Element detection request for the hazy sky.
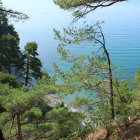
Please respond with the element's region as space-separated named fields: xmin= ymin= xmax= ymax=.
xmin=3 ymin=0 xmax=140 ymax=48
xmin=3 ymin=0 xmax=73 ymax=47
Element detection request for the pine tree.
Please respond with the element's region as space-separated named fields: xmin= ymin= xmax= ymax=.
xmin=0 ymin=12 xmax=22 ymax=75
xmin=54 ymin=22 xmax=115 ymax=119
xmin=0 ymin=78 xmax=84 ymax=140
xmin=22 ymin=42 xmax=42 ymax=86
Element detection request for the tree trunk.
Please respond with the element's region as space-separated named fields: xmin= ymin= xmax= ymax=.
xmin=8 ymin=64 xmax=11 ymax=74
xmin=108 ymin=59 xmax=115 ymax=120
xmin=17 ymin=114 xmax=23 ymax=140
xmin=0 ymin=129 xmax=5 ymax=140
xmin=0 ymin=63 xmax=2 ymax=72
xmin=102 ymin=44 xmax=115 ymax=120
xmin=100 ymin=28 xmax=115 ymax=120
xmin=25 ymin=58 xmax=29 ymax=86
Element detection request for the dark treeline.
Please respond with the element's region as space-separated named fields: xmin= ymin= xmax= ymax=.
xmin=0 ymin=12 xmax=42 ymax=86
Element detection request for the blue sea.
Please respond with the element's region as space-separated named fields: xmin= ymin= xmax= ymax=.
xmin=5 ymin=0 xmax=140 ymax=101
xmin=7 ymin=0 xmax=139 ymax=79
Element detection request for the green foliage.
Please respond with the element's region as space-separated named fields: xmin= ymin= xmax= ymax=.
xmin=134 ymin=70 xmax=140 ymax=88
xmin=113 ymin=80 xmax=132 ymax=120
xmin=37 ymin=70 xmax=56 ymax=85
xmin=0 ymin=72 xmax=19 ymax=114
xmin=54 ymin=23 xmax=115 ymax=120
xmin=0 ymin=78 xmax=84 ymax=139
xmin=0 ymin=12 xmax=22 ymax=74
xmin=128 ymin=71 xmax=140 ymax=117
xmin=54 ymin=0 xmax=126 ymax=21
xmin=0 ymin=72 xmax=19 ymax=88
xmin=54 ymin=0 xmax=124 ymax=9
xmin=22 ymin=42 xmax=42 ymax=86
xmin=54 ymin=25 xmax=108 ymax=90
xmin=1 ymin=1 xmax=139 ymax=139
xmin=70 ymin=96 xmax=94 ymax=109
xmin=0 ymin=84 xmax=51 ymax=139
xmin=47 ymin=107 xmax=84 ymax=139
xmin=54 ymin=22 xmax=140 ymax=129
xmin=130 ymin=92 xmax=140 ymax=117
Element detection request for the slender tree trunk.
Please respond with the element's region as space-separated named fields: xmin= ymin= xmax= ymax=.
xmin=17 ymin=114 xmax=23 ymax=140
xmin=98 ymin=26 xmax=115 ymax=119
xmin=8 ymin=64 xmax=11 ymax=74
xmin=0 ymin=63 xmax=2 ymax=72
xmin=102 ymin=39 xmax=115 ymax=120
xmin=105 ymin=50 xmax=115 ymax=119
xmin=0 ymin=129 xmax=5 ymax=140
xmin=25 ymin=58 xmax=29 ymax=86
